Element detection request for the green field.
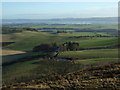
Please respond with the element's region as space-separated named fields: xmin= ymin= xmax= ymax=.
xmin=58 ymin=49 xmax=118 ymax=59
xmin=2 ymin=31 xmax=118 ymax=51
xmin=3 ymin=49 xmax=119 ymax=84
xmin=2 ymin=24 xmax=120 ymax=87
xmin=3 ymin=23 xmax=117 ymax=30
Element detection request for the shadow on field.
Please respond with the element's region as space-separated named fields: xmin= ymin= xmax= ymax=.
xmin=1 ymin=42 xmax=15 ymax=47
xmin=2 ymin=52 xmax=43 ymax=66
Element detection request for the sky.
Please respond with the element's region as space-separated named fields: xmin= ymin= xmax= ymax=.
xmin=2 ymin=2 xmax=118 ymax=19
xmin=1 ymin=0 xmax=119 ymax=2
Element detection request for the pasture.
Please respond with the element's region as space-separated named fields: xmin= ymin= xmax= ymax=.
xmin=2 ymin=24 xmax=119 ymax=87
xmin=2 ymin=31 xmax=118 ymax=51
xmin=2 ymin=49 xmax=119 ymax=84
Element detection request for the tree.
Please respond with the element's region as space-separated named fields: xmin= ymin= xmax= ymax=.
xmin=32 ymin=43 xmax=53 ymax=52
xmin=63 ymin=41 xmax=79 ymax=51
xmin=32 ymin=43 xmax=60 ymax=59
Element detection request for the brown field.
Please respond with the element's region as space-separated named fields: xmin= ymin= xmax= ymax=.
xmin=1 ymin=50 xmax=26 ymax=56
xmin=2 ymin=62 xmax=120 ymax=89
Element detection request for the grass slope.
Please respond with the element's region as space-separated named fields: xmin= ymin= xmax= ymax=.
xmin=3 ymin=49 xmax=119 ymax=85
xmin=2 ymin=31 xmax=118 ymax=51
xmin=58 ymin=49 xmax=118 ymax=59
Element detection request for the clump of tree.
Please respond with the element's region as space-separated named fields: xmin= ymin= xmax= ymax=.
xmin=2 ymin=29 xmax=23 ymax=34
xmin=32 ymin=43 xmax=60 ymax=58
xmin=33 ymin=41 xmax=80 ymax=53
xmin=32 ymin=42 xmax=79 ymax=59
xmin=60 ymin=41 xmax=80 ymax=51
xmin=56 ymin=30 xmax=67 ymax=33
xmin=23 ymin=27 xmax=38 ymax=32
xmin=33 ymin=43 xmax=58 ymax=52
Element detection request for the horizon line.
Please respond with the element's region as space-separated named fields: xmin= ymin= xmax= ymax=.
xmin=2 ymin=17 xmax=118 ymax=20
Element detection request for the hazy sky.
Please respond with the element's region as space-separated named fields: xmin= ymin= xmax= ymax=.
xmin=2 ymin=2 xmax=118 ymax=19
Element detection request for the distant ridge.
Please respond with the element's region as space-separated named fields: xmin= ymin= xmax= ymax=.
xmin=2 ymin=17 xmax=118 ymax=24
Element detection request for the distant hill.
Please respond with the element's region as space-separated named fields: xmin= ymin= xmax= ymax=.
xmin=2 ymin=17 xmax=118 ymax=24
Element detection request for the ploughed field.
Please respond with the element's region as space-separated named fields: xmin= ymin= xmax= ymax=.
xmin=2 ymin=62 xmax=120 ymax=89
xmin=1 ymin=24 xmax=120 ymax=89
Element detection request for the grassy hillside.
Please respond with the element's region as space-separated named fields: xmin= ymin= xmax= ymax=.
xmin=2 ymin=24 xmax=119 ymax=89
xmin=3 ymin=49 xmax=119 ymax=85
xmin=2 ymin=31 xmax=118 ymax=51
xmin=58 ymin=49 xmax=118 ymax=59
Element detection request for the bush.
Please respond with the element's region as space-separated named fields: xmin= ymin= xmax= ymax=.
xmin=33 ymin=43 xmax=53 ymax=52
xmin=62 ymin=41 xmax=79 ymax=51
